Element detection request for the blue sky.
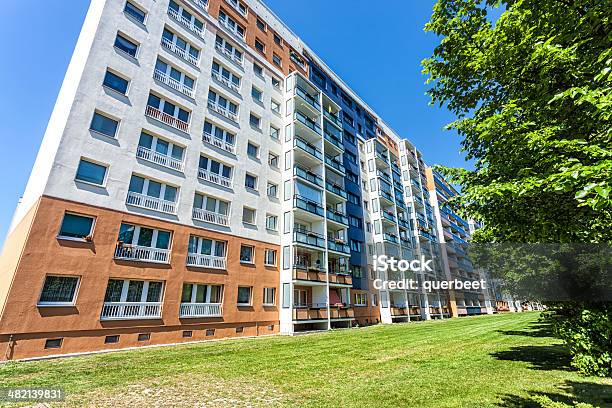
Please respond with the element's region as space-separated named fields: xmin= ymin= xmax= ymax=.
xmin=0 ymin=0 xmax=466 ymax=245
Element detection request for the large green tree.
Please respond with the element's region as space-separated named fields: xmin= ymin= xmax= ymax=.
xmin=423 ymin=0 xmax=611 ymax=376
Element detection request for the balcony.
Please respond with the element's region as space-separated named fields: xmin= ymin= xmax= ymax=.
xmin=293 ymin=195 xmax=324 ymax=217
xmin=377 ymin=169 xmax=391 ymax=182
xmin=114 ymin=243 xmax=170 ymax=263
xmin=379 ymin=188 xmax=394 ymax=204
xmin=161 ymin=37 xmax=199 ymax=66
xmin=153 ymin=69 xmax=194 ymax=98
xmin=391 ymin=307 xmax=409 ymax=317
xmin=326 ymin=208 xmax=349 ymax=226
xmin=202 ymin=131 xmax=236 ymax=155
xmin=294 ymin=85 xmax=321 ymax=112
xmin=218 ymin=17 xmax=245 ymax=42
xmin=293 ymin=230 xmax=326 ymax=248
xmin=324 ymin=110 xmax=342 ymax=128
xmin=329 ymin=305 xmax=354 ymax=319
xmin=294 ymin=137 xmax=323 ymax=161
xmin=207 ymin=99 xmax=238 ymax=122
xmin=186 ymin=253 xmax=227 ymax=269
xmin=293 ymin=303 xmax=329 ymax=321
xmin=398 ymin=218 xmax=410 ymax=229
xmin=168 ymin=7 xmax=205 ymax=39
xmin=294 ymin=111 xmax=322 ymax=135
xmin=180 ymin=303 xmax=222 ymax=318
xmin=101 ymin=302 xmax=162 ymax=320
xmin=325 ymin=181 xmax=347 ymax=199
xmin=214 ymin=41 xmax=244 ymax=66
xmin=328 ymin=271 xmax=352 ymax=286
xmin=136 ymin=145 xmax=184 ymax=172
xmin=327 ymin=239 xmax=350 ymax=254
xmin=126 ymin=191 xmax=177 ymax=214
xmin=145 ymin=105 xmax=189 ymax=133
xmin=383 ymin=233 xmax=399 ymax=244
xmin=323 ymin=131 xmax=344 ymax=153
xmin=198 ymin=167 xmax=233 ymax=188
xmin=382 ymin=211 xmax=397 ymax=223
xmin=192 ymin=207 xmax=229 ymax=226
xmin=294 ymin=166 xmax=323 ymax=188
xmin=188 ymin=0 xmax=208 ymax=13
xmin=211 ymin=69 xmax=240 ymax=93
xmin=324 ymin=155 xmax=345 ymax=175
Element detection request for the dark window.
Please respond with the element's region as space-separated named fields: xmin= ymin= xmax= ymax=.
xmin=58 ymin=213 xmax=94 ymax=239
xmin=138 ymin=333 xmax=151 ymax=341
xmin=44 ymin=338 xmax=63 ymax=349
xmin=105 ymin=335 xmax=120 ymax=344
xmin=268 ymin=324 xmax=274 ymax=331
xmin=206 ymin=329 xmax=215 ymax=336
xmin=90 ymin=112 xmax=118 ymax=137
xmin=124 ymin=1 xmax=146 ymax=23
xmin=236 ymin=326 xmax=244 ymax=333
xmin=39 ymin=276 xmax=79 ymax=304
xmin=273 ymin=33 xmax=281 ymax=46
xmin=75 ymin=159 xmax=107 ymax=185
xmin=255 ymin=38 xmax=265 ymax=53
xmin=114 ymin=33 xmax=138 ymax=57
xmin=256 ymin=18 xmax=266 ymax=31
xmin=183 ymin=330 xmax=193 ymax=338
xmin=103 ymin=70 xmax=129 ymax=94
xmin=272 ymin=53 xmax=281 ymax=67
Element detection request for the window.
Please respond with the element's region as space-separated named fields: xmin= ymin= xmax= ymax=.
xmin=350 ymin=240 xmax=363 ymax=252
xmin=349 ymin=215 xmax=362 ymax=229
xmin=114 ymin=33 xmax=138 ymax=57
xmin=355 ymin=293 xmax=367 ymax=306
xmin=237 ymin=286 xmax=252 ymax=305
xmin=271 ymin=100 xmax=280 ymax=114
xmin=372 ymin=294 xmax=379 ymax=307
xmin=38 ymin=276 xmax=80 ymax=306
xmin=267 ymin=182 xmax=278 ymax=198
xmin=58 ymin=213 xmax=95 ymax=240
xmin=272 ymin=53 xmax=282 ymax=67
xmin=242 ymin=206 xmax=256 ymax=224
xmin=215 ymin=34 xmax=243 ymax=64
xmin=90 ymin=112 xmax=119 ymax=138
xmin=271 ymin=77 xmax=281 ymax=89
xmin=168 ymin=1 xmax=204 ymax=35
xmin=268 ymin=152 xmax=279 ymax=168
xmin=124 ymin=1 xmax=146 ymax=23
xmin=256 ymin=18 xmax=266 ymax=31
xmin=251 ymin=86 xmax=263 ymax=102
xmin=351 ymin=265 xmax=363 ymax=278
xmin=270 ymin=125 xmax=280 ymax=140
xmin=138 ymin=333 xmax=151 ymax=341
xmin=263 ymin=287 xmax=276 ymax=305
xmin=266 ymin=214 xmax=277 ymax=231
xmin=211 ymin=60 xmax=240 ymax=91
xmin=218 ymin=10 xmax=245 ymax=38
xmin=203 ymin=121 xmax=236 ymax=149
xmin=255 ymin=38 xmax=265 ymax=53
xmin=182 ymin=283 xmax=223 ymax=304
xmin=147 ymin=93 xmax=191 ymax=124
xmin=239 ymin=245 xmax=254 ymax=263
xmin=45 ymin=338 xmax=63 ymax=349
xmin=183 ymin=330 xmax=193 ymax=338
xmin=75 ymin=159 xmax=107 ymax=186
xmin=273 ymin=33 xmax=281 ymax=46
xmin=193 ymin=193 xmax=230 ymax=223
xmin=128 ymin=175 xmax=178 ymax=206
xmin=253 ymin=63 xmax=263 ymax=77
xmin=245 ymin=174 xmax=257 ymax=190
xmin=249 ymin=113 xmax=261 ymax=129
xmin=198 ymin=155 xmax=233 ymax=186
xmin=188 ymin=236 xmax=227 ymax=261
xmin=346 ymin=151 xmax=357 ymax=164
xmin=139 ymin=132 xmax=185 ymax=167
xmin=343 ymin=112 xmax=354 ymax=127
xmin=227 ymin=0 xmax=247 ymax=15
xmin=206 ymin=329 xmax=215 ymax=336
xmin=103 ymin=70 xmax=129 ymax=94
xmin=156 ymin=58 xmax=195 ymax=95
xmin=247 ymin=142 xmax=259 ymax=158
xmin=105 ymin=335 xmax=120 ymax=344
xmin=348 ymin=193 xmax=360 ymax=205
xmin=104 ymin=279 xmax=163 ymax=306
xmin=162 ymin=28 xmax=200 ymax=64
xmin=264 ymin=249 xmax=277 ymax=266
xmin=117 ymin=224 xmax=172 ymax=252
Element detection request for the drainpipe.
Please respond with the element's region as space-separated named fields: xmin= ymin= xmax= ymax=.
xmin=4 ymin=335 xmax=14 ymax=361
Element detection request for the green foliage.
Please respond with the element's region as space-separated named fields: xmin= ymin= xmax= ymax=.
xmin=423 ymin=0 xmax=612 ymax=376
xmin=423 ymin=0 xmax=612 ymax=243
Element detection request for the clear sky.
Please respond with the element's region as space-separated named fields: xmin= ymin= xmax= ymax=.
xmin=0 ymin=0 xmax=467 ymax=246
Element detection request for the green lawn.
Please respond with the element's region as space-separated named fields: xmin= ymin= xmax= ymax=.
xmin=0 ymin=312 xmax=610 ymax=407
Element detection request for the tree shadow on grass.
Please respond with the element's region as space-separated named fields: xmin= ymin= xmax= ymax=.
xmin=497 ymin=322 xmax=554 ymax=338
xmin=491 ymin=344 xmax=572 ymax=371
xmin=497 ymin=381 xmax=612 ymax=407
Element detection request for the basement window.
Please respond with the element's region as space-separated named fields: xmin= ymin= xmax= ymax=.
xmin=44 ymin=338 xmax=63 ymax=349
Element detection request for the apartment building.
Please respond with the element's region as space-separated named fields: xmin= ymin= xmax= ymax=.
xmin=0 ymin=0 xmax=491 ymax=360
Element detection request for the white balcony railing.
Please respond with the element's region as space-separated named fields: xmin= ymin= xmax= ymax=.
xmin=207 ymin=99 xmax=238 ymax=122
xmin=153 ymin=69 xmax=194 ymax=98
xmin=197 ymin=167 xmax=232 ymax=188
xmin=161 ymin=37 xmax=200 ymax=66
xmin=126 ymin=191 xmax=177 ymax=214
xmin=180 ymin=303 xmax=222 ymax=318
xmin=214 ymin=42 xmax=243 ymax=66
xmin=186 ymin=253 xmax=227 ymax=269
xmin=192 ymin=208 xmax=229 ymax=226
xmin=211 ymin=70 xmax=240 ymax=93
xmin=202 ymin=131 xmax=236 ymax=154
xmin=101 ymin=302 xmax=162 ymax=320
xmin=219 ymin=18 xmax=244 ymax=41
xmin=114 ymin=243 xmax=171 ymax=263
xmin=136 ymin=145 xmax=184 ymax=172
xmin=145 ymin=105 xmax=189 ymax=133
xmin=167 ymin=7 xmax=205 ymax=39
xmin=188 ymin=0 xmax=208 ymax=13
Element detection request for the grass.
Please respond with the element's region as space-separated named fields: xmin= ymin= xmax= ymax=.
xmin=0 ymin=312 xmax=610 ymax=407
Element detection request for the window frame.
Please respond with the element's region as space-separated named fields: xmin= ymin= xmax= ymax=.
xmin=37 ymin=275 xmax=81 ymax=307
xmin=237 ymin=286 xmax=253 ymax=306
xmin=239 ymin=244 xmax=255 ymax=264
xmin=264 ymin=248 xmax=277 ymax=266
xmin=75 ymin=158 xmax=109 ymax=187
xmin=90 ymin=111 xmax=120 ymax=138
xmin=242 ymin=206 xmax=257 ymax=224
xmin=124 ymin=1 xmax=147 ymax=24
xmin=103 ymin=69 xmax=130 ymax=95
xmin=57 ymin=212 xmax=96 ymax=241
xmin=263 ymin=287 xmax=276 ymax=306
